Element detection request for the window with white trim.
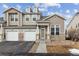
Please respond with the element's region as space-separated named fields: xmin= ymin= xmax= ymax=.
xmin=33 ymin=18 xmax=36 ymax=21
xmin=51 ymin=25 xmax=54 ymax=35
xmin=56 ymin=25 xmax=59 ymax=35
xmin=9 ymin=13 xmax=18 ymax=21
xmin=26 ymin=18 xmax=29 ymax=21
xmin=51 ymin=25 xmax=60 ymax=35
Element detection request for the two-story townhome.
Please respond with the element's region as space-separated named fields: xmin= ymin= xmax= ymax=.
xmin=0 ymin=7 xmax=65 ymax=43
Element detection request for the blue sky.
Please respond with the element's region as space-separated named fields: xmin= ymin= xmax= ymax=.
xmin=0 ymin=3 xmax=79 ymax=27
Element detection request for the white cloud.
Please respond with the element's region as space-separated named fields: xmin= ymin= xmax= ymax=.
xmin=47 ymin=11 xmax=63 ymax=16
xmin=34 ymin=3 xmax=40 ymax=7
xmin=39 ymin=7 xmax=47 ymax=12
xmin=66 ymin=9 xmax=70 ymax=13
xmin=34 ymin=3 xmax=61 ymax=8
xmin=47 ymin=12 xmax=54 ymax=15
xmin=16 ymin=4 xmax=21 ymax=10
xmin=34 ymin=3 xmax=47 ymax=12
xmin=34 ymin=3 xmax=61 ymax=14
xmin=74 ymin=3 xmax=79 ymax=5
xmin=74 ymin=9 xmax=78 ymax=13
xmin=60 ymin=10 xmax=63 ymax=12
xmin=46 ymin=3 xmax=61 ymax=8
xmin=2 ymin=4 xmax=8 ymax=9
xmin=65 ymin=14 xmax=72 ymax=19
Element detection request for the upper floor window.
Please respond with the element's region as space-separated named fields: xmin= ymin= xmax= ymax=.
xmin=15 ymin=18 xmax=18 ymax=21
xmin=11 ymin=18 xmax=14 ymax=21
xmin=33 ymin=18 xmax=36 ymax=21
xmin=26 ymin=18 xmax=29 ymax=21
xmin=9 ymin=13 xmax=18 ymax=21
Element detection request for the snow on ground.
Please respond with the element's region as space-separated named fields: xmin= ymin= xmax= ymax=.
xmin=69 ymin=48 xmax=79 ymax=55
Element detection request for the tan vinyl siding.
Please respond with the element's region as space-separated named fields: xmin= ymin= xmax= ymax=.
xmin=22 ymin=14 xmax=40 ymax=25
xmin=48 ymin=15 xmax=65 ymax=40
xmin=4 ymin=9 xmax=23 ymax=26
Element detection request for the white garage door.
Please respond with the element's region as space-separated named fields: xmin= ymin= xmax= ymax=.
xmin=6 ymin=32 xmax=18 ymax=41
xmin=24 ymin=32 xmax=36 ymax=41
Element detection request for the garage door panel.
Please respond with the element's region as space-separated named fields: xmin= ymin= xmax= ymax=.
xmin=6 ymin=32 xmax=18 ymax=41
xmin=24 ymin=32 xmax=36 ymax=41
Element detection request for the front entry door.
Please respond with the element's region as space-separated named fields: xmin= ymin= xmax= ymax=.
xmin=40 ymin=28 xmax=45 ymax=40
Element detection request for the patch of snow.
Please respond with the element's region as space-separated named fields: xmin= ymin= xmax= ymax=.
xmin=69 ymin=48 xmax=79 ymax=55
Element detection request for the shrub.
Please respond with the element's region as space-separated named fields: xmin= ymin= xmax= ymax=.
xmin=67 ymin=28 xmax=79 ymax=41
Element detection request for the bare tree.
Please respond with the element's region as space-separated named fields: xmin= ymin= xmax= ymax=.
xmin=68 ymin=28 xmax=76 ymax=41
xmin=73 ymin=29 xmax=79 ymax=41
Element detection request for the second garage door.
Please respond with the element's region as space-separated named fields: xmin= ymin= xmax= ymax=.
xmin=24 ymin=32 xmax=36 ymax=41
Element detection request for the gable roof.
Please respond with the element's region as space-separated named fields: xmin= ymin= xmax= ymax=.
xmin=43 ymin=14 xmax=65 ymax=21
xmin=3 ymin=8 xmax=23 ymax=13
xmin=67 ymin=12 xmax=79 ymax=28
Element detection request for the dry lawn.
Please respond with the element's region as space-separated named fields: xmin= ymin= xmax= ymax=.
xmin=46 ymin=40 xmax=79 ymax=54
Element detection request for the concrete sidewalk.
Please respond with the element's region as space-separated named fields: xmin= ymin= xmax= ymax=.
xmin=36 ymin=41 xmax=47 ymax=53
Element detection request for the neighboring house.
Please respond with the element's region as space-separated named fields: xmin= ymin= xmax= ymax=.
xmin=66 ymin=12 xmax=79 ymax=38
xmin=0 ymin=7 xmax=65 ymax=43
xmin=0 ymin=17 xmax=4 ymax=42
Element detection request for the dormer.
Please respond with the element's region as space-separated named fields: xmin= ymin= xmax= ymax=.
xmin=33 ymin=7 xmax=39 ymax=13
xmin=25 ymin=7 xmax=32 ymax=13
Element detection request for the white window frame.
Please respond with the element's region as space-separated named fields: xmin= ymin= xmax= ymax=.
xmin=25 ymin=15 xmax=29 ymax=21
xmin=51 ymin=25 xmax=60 ymax=35
xmin=15 ymin=14 xmax=18 ymax=21
xmin=32 ymin=15 xmax=37 ymax=21
xmin=26 ymin=18 xmax=29 ymax=21
xmin=55 ymin=25 xmax=60 ymax=35
xmin=33 ymin=17 xmax=36 ymax=21
xmin=10 ymin=13 xmax=17 ymax=22
xmin=51 ymin=25 xmax=55 ymax=35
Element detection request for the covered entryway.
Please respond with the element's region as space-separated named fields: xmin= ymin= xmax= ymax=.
xmin=24 ymin=32 xmax=36 ymax=41
xmin=6 ymin=32 xmax=18 ymax=41
xmin=36 ymin=21 xmax=50 ymax=43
